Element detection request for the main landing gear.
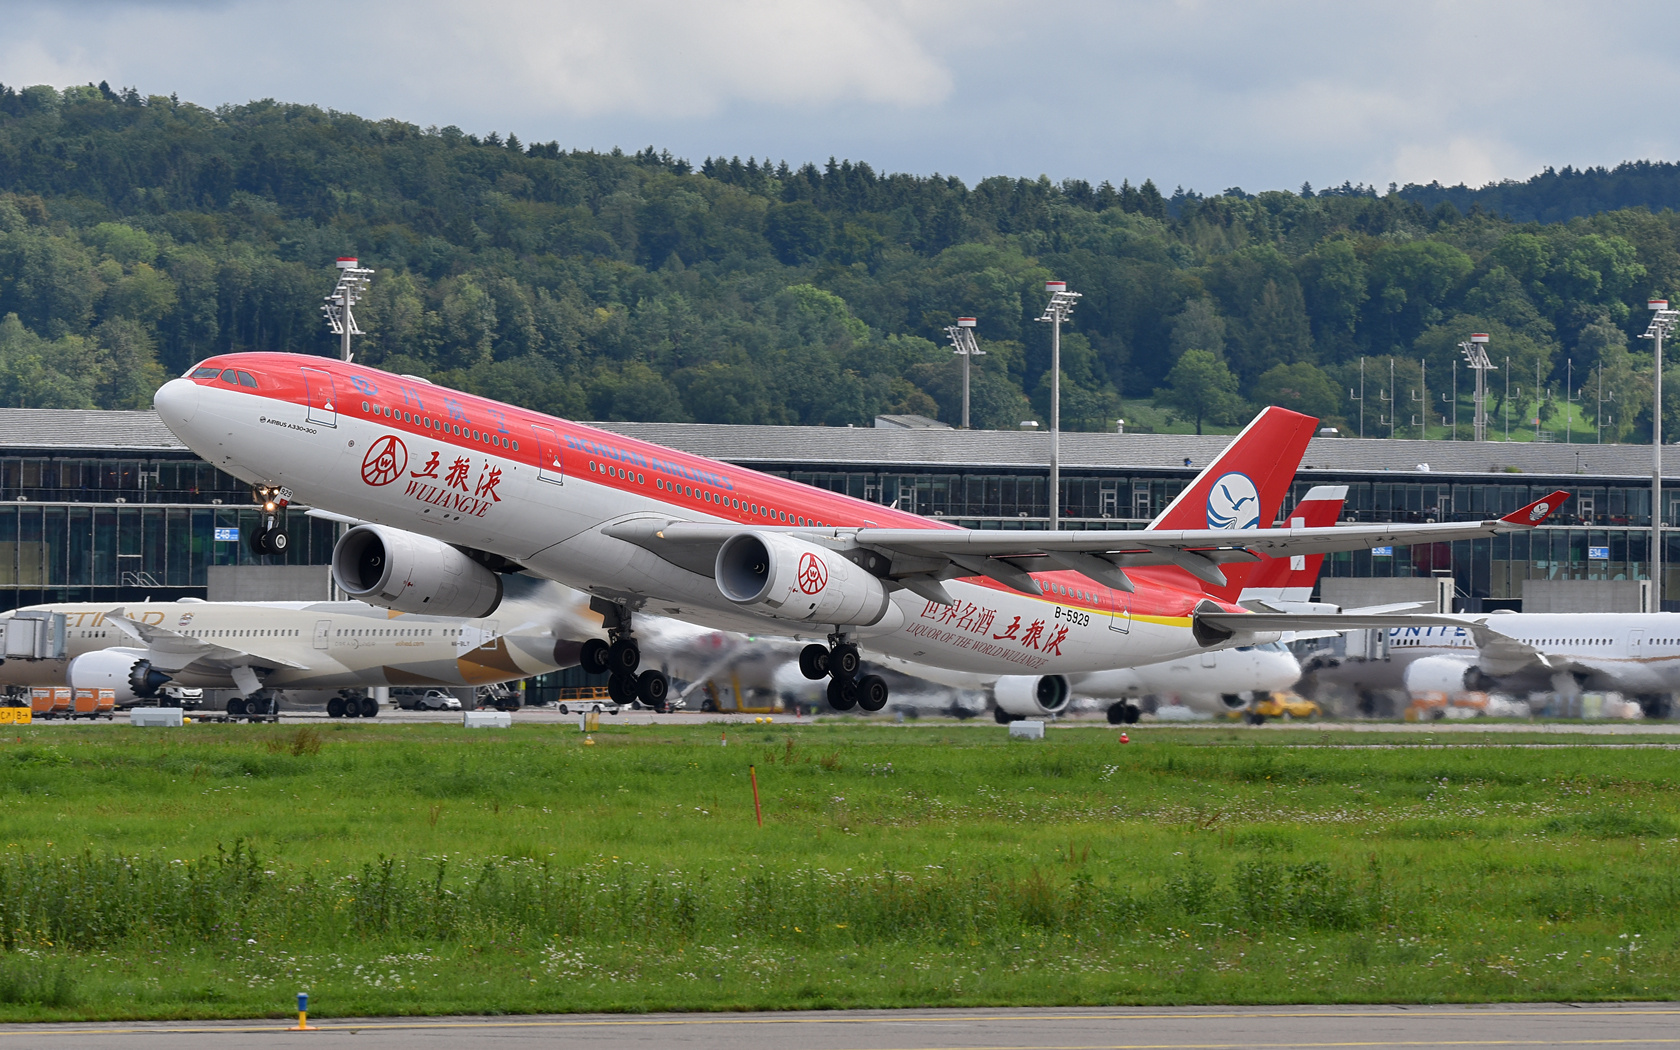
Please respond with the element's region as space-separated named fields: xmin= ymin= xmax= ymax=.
xmin=800 ymin=634 xmax=888 ymax=713
xmin=581 ymin=598 xmax=670 ymax=712
xmin=326 ymin=689 xmax=379 ymax=718
xmin=1106 ymin=702 xmax=1141 ymax=725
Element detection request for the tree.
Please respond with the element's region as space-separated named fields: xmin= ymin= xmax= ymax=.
xmin=1154 ymin=350 xmax=1246 ymax=434
xmin=1253 ymin=362 xmax=1341 ymax=419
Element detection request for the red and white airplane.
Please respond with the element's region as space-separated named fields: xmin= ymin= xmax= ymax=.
xmin=152 ymin=354 xmax=1567 ymax=712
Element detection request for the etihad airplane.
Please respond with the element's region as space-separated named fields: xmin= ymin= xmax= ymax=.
xmin=1298 ymin=612 xmax=1680 ymax=718
xmin=0 ymin=575 xmax=593 ymax=716
xmin=152 ymin=353 xmax=1567 ymax=713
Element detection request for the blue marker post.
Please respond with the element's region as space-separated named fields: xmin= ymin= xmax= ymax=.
xmin=293 ymin=991 xmax=315 ymax=1030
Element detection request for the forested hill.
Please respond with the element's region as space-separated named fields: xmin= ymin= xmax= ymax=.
xmin=1397 ymin=161 xmax=1680 ymax=226
xmin=3 ymin=81 xmax=1680 ymax=440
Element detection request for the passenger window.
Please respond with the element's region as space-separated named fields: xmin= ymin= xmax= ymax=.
xmin=236 ymin=371 xmax=258 ymax=388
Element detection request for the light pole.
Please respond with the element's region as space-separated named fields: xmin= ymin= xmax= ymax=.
xmin=1458 ymin=334 xmax=1495 ymax=442
xmin=321 ymin=256 xmax=374 ymax=361
xmin=1036 ymin=280 xmax=1080 ymax=530
xmin=944 ymin=316 xmax=984 ymax=429
xmin=1642 ymin=298 xmax=1677 ymax=605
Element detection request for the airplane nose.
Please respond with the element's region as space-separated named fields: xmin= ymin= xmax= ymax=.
xmin=153 ymin=378 xmax=200 ymax=428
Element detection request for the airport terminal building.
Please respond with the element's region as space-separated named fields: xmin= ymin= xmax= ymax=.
xmin=0 ymin=407 xmax=1674 ymax=614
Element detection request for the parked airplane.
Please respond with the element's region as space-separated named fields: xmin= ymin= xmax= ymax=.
xmin=0 ymin=574 xmax=592 ymax=717
xmin=1297 ymin=613 xmax=1680 ymax=718
xmin=151 ymin=354 xmax=1566 ymax=714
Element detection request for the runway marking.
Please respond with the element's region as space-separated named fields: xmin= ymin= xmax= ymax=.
xmin=5 ymin=1009 xmax=1680 ymax=1039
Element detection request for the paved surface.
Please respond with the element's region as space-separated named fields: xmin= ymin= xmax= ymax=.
xmin=1 ymin=1003 xmax=1676 ymax=1048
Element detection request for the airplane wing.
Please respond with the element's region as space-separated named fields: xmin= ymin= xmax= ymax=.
xmin=604 ymin=491 xmax=1568 ymax=600
xmin=101 ymin=611 xmax=310 ymax=672
xmin=1192 ymin=609 xmax=1561 ymax=676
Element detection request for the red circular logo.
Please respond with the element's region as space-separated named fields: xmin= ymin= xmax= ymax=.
xmin=797 ymin=552 xmax=828 ymax=594
xmin=361 ymin=435 xmax=407 ymax=487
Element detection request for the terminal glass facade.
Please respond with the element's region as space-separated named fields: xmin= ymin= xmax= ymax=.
xmin=0 ymin=451 xmax=333 ymax=610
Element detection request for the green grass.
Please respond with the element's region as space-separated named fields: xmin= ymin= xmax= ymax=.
xmin=1 ymin=720 xmax=1679 ymax=1019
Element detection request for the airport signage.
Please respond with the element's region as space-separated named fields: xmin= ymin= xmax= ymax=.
xmin=214 ymin=527 xmax=240 ymax=542
xmin=1371 ymin=546 xmax=1393 ymax=556
xmin=1588 ymin=546 xmax=1610 ymax=560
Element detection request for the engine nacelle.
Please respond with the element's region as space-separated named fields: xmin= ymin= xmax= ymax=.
xmin=715 ymin=532 xmax=890 ymax=626
xmin=993 ymin=674 xmax=1072 ymax=717
xmin=333 ymin=525 xmax=503 ymax=618
xmin=1403 ymin=654 xmax=1477 ymax=697
xmin=66 ymin=647 xmax=169 ymax=704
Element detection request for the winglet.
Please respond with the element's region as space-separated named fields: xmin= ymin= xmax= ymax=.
xmin=1499 ymin=490 xmax=1569 ymax=527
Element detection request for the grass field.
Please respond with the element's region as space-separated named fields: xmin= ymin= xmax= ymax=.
xmin=0 ymin=718 xmax=1678 ymax=1020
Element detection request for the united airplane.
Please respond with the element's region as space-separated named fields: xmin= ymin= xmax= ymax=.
xmin=151 ymin=354 xmax=1568 ymax=712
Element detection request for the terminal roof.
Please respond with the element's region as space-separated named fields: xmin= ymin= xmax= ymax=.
xmin=0 ymin=408 xmax=1668 ymax=481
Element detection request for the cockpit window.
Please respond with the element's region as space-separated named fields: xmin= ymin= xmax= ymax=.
xmin=236 ymin=371 xmax=258 ymax=388
xmin=191 ymin=366 xmax=221 ymax=379
xmin=219 ymin=368 xmax=238 ymax=383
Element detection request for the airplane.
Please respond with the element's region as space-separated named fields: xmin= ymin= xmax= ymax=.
xmin=0 ymin=574 xmax=594 ymax=717
xmin=151 ymin=352 xmax=1568 ymax=715
xmin=1294 ymin=612 xmax=1680 ymax=719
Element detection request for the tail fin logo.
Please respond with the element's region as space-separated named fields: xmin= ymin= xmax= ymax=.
xmin=1206 ymin=473 xmax=1260 ymax=529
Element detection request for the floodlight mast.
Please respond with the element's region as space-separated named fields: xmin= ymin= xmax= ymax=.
xmin=321 ymin=257 xmax=375 ymax=361
xmin=1642 ymin=298 xmax=1678 ymax=605
xmin=943 ymin=317 xmax=984 ymax=429
xmin=1036 ymin=281 xmax=1080 ymax=531
xmin=1458 ymin=334 xmax=1496 ymax=442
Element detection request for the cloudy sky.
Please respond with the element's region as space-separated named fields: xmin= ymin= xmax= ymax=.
xmin=3 ymin=1 xmax=1675 ymax=194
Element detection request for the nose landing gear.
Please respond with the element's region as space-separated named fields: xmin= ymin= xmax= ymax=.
xmin=807 ymin=635 xmax=887 ymax=713
xmin=585 ymin=597 xmax=671 ymax=712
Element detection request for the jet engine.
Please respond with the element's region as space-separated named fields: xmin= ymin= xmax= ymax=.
xmin=333 ymin=524 xmax=503 ymax=618
xmin=1402 ymin=654 xmax=1478 ymax=697
xmin=67 ymin=647 xmax=170 ymax=704
xmin=993 ymin=674 xmax=1072 ymax=717
xmin=715 ymin=532 xmax=890 ymax=626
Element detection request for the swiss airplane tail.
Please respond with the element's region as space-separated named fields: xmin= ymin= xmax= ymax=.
xmin=1233 ymin=485 xmax=1348 ymax=605
xmin=1147 ymin=406 xmax=1318 ymax=534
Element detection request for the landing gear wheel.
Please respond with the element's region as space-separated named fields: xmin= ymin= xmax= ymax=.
xmin=1122 ymin=703 xmax=1140 ymax=724
xmin=1106 ymin=703 xmax=1127 ymax=725
xmin=327 ymin=696 xmax=345 ymax=718
xmin=360 ymin=696 xmax=379 ymax=717
xmin=267 ymin=529 xmax=289 ymax=554
xmin=607 ymin=673 xmax=635 ymax=706
xmin=227 ymin=697 xmax=248 ymax=716
xmin=829 ymin=643 xmax=861 ymax=679
xmin=343 ymin=698 xmax=361 ymax=717
xmin=855 ymin=674 xmax=889 ymax=712
xmin=636 ymin=670 xmax=669 ymax=709
xmin=580 ymin=639 xmax=611 ymax=675
xmin=827 ymin=676 xmax=858 ymax=712
xmin=993 ymin=707 xmax=1017 ymax=724
xmin=607 ymin=639 xmax=641 ymax=675
xmin=248 ymin=530 xmax=271 ymax=556
xmin=1245 ymin=712 xmax=1266 ymax=725
xmin=798 ymin=643 xmax=830 ymax=680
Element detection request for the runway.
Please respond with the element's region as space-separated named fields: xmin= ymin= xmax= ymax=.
xmin=1 ymin=1003 xmax=1677 ymax=1049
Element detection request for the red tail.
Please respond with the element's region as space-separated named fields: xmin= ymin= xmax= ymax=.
xmin=1234 ymin=485 xmax=1347 ymax=603
xmin=1148 ymin=406 xmax=1317 ymax=534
